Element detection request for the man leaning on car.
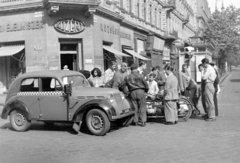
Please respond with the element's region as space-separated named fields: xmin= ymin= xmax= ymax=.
xmin=123 ymin=63 xmax=149 ymax=127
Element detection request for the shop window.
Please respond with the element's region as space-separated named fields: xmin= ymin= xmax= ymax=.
xmin=122 ymin=47 xmax=134 ymax=67
xmin=103 ymin=42 xmax=116 ymax=71
xmin=20 ymin=78 xmax=39 ymax=92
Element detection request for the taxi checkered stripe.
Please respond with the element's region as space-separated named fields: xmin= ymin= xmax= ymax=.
xmin=17 ymin=91 xmax=64 ymax=96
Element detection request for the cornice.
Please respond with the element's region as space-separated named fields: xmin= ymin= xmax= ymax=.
xmin=96 ymin=6 xmax=124 ymax=21
xmin=0 ymin=2 xmax=44 ymax=13
xmin=44 ymin=0 xmax=101 ymax=6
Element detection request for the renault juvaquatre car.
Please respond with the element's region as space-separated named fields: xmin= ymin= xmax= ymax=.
xmin=1 ymin=70 xmax=135 ymax=136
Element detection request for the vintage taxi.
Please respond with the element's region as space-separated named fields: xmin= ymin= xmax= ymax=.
xmin=1 ymin=70 xmax=134 ymax=136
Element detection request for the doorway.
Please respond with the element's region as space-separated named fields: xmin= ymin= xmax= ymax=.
xmin=59 ymin=39 xmax=83 ymax=71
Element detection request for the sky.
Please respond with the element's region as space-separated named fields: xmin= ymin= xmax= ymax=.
xmin=208 ymin=0 xmax=240 ymax=12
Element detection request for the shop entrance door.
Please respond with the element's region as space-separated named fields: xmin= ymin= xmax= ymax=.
xmin=60 ymin=43 xmax=77 ymax=70
xmin=59 ymin=40 xmax=83 ymax=71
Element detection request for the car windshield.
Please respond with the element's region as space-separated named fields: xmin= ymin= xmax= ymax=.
xmin=62 ymin=75 xmax=90 ymax=87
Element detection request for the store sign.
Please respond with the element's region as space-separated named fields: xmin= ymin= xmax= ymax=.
xmin=0 ymin=0 xmax=41 ymax=7
xmin=54 ymin=19 xmax=85 ymax=34
xmin=0 ymin=20 xmax=43 ymax=33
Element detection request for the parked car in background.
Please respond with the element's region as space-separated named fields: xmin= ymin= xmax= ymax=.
xmin=1 ymin=70 xmax=134 ymax=136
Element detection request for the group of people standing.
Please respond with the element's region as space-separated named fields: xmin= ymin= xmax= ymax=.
xmin=82 ymin=57 xmax=220 ymax=127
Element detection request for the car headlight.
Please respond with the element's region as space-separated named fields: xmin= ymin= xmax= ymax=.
xmin=109 ymin=94 xmax=114 ymax=103
xmin=120 ymin=92 xmax=125 ymax=100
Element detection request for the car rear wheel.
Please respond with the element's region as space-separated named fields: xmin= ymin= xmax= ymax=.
xmin=86 ymin=109 xmax=110 ymax=136
xmin=10 ymin=110 xmax=31 ymax=132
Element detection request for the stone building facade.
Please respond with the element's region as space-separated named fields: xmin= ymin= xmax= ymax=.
xmin=0 ymin=0 xmax=212 ymax=89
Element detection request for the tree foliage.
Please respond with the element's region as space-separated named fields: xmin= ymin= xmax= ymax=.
xmin=203 ymin=5 xmax=240 ymax=66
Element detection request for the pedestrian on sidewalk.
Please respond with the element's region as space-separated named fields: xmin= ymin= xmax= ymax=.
xmin=210 ymin=63 xmax=221 ymax=116
xmin=201 ymin=58 xmax=217 ymax=122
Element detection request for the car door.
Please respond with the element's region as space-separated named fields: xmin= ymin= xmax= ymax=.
xmin=39 ymin=77 xmax=68 ymax=121
xmin=18 ymin=78 xmax=41 ymax=119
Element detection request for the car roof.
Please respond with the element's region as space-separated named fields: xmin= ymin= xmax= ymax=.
xmin=18 ymin=70 xmax=83 ymax=79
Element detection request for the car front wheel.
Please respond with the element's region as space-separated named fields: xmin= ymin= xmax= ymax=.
xmin=10 ymin=110 xmax=31 ymax=131
xmin=86 ymin=109 xmax=110 ymax=136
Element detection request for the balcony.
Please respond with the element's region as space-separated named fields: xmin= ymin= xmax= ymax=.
xmin=163 ymin=0 xmax=176 ymax=10
xmin=183 ymin=14 xmax=189 ymax=25
xmin=44 ymin=0 xmax=101 ymax=16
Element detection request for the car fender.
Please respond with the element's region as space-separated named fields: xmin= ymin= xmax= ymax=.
xmin=72 ymin=99 xmax=116 ymax=122
xmin=1 ymin=97 xmax=31 ymax=120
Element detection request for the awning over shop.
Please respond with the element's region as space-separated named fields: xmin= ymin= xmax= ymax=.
xmin=103 ymin=46 xmax=130 ymax=57
xmin=123 ymin=49 xmax=150 ymax=60
xmin=0 ymin=45 xmax=25 ymax=57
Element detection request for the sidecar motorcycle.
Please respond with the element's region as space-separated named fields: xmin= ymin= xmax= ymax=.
xmin=146 ymin=95 xmax=193 ymax=121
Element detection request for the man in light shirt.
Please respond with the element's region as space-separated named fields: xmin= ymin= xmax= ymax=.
xmin=146 ymin=73 xmax=159 ymax=100
xmin=138 ymin=61 xmax=147 ymax=80
xmin=103 ymin=61 xmax=117 ymax=84
xmin=201 ymin=58 xmax=217 ymax=122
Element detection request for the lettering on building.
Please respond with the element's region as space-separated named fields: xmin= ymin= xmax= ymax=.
xmin=100 ymin=23 xmax=131 ymax=40
xmin=0 ymin=20 xmax=44 ymax=33
xmin=54 ymin=18 xmax=85 ymax=34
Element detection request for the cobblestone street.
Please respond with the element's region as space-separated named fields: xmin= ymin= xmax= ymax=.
xmin=0 ymin=69 xmax=240 ymax=163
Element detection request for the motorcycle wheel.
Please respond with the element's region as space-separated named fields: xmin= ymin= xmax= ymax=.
xmin=177 ymin=97 xmax=193 ymax=121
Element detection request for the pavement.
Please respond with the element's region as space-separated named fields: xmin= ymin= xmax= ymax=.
xmin=0 ymin=69 xmax=239 ymax=163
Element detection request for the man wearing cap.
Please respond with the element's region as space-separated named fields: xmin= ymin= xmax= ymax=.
xmin=123 ymin=63 xmax=149 ymax=127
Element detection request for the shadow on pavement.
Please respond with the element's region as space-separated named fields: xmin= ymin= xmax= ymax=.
xmin=230 ymin=79 xmax=240 ymax=82
xmin=0 ymin=121 xmax=126 ymax=136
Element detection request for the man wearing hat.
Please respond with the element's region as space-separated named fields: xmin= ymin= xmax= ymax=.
xmin=123 ymin=63 xmax=149 ymax=127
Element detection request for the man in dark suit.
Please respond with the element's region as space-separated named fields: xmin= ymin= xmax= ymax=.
xmin=123 ymin=63 xmax=149 ymax=127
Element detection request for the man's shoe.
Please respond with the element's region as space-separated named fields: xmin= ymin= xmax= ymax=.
xmin=140 ymin=122 xmax=146 ymax=127
xmin=205 ymin=118 xmax=216 ymax=122
xmin=165 ymin=122 xmax=175 ymax=125
xmin=132 ymin=122 xmax=138 ymax=126
xmin=202 ymin=114 xmax=207 ymax=118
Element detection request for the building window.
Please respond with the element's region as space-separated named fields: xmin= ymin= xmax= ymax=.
xmin=136 ymin=0 xmax=140 ymax=17
xmin=149 ymin=4 xmax=152 ymax=24
xmin=155 ymin=8 xmax=157 ymax=26
xmin=120 ymin=0 xmax=123 ymax=7
xmin=126 ymin=0 xmax=132 ymax=13
xmin=158 ymin=10 xmax=161 ymax=28
xmin=142 ymin=2 xmax=146 ymax=21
